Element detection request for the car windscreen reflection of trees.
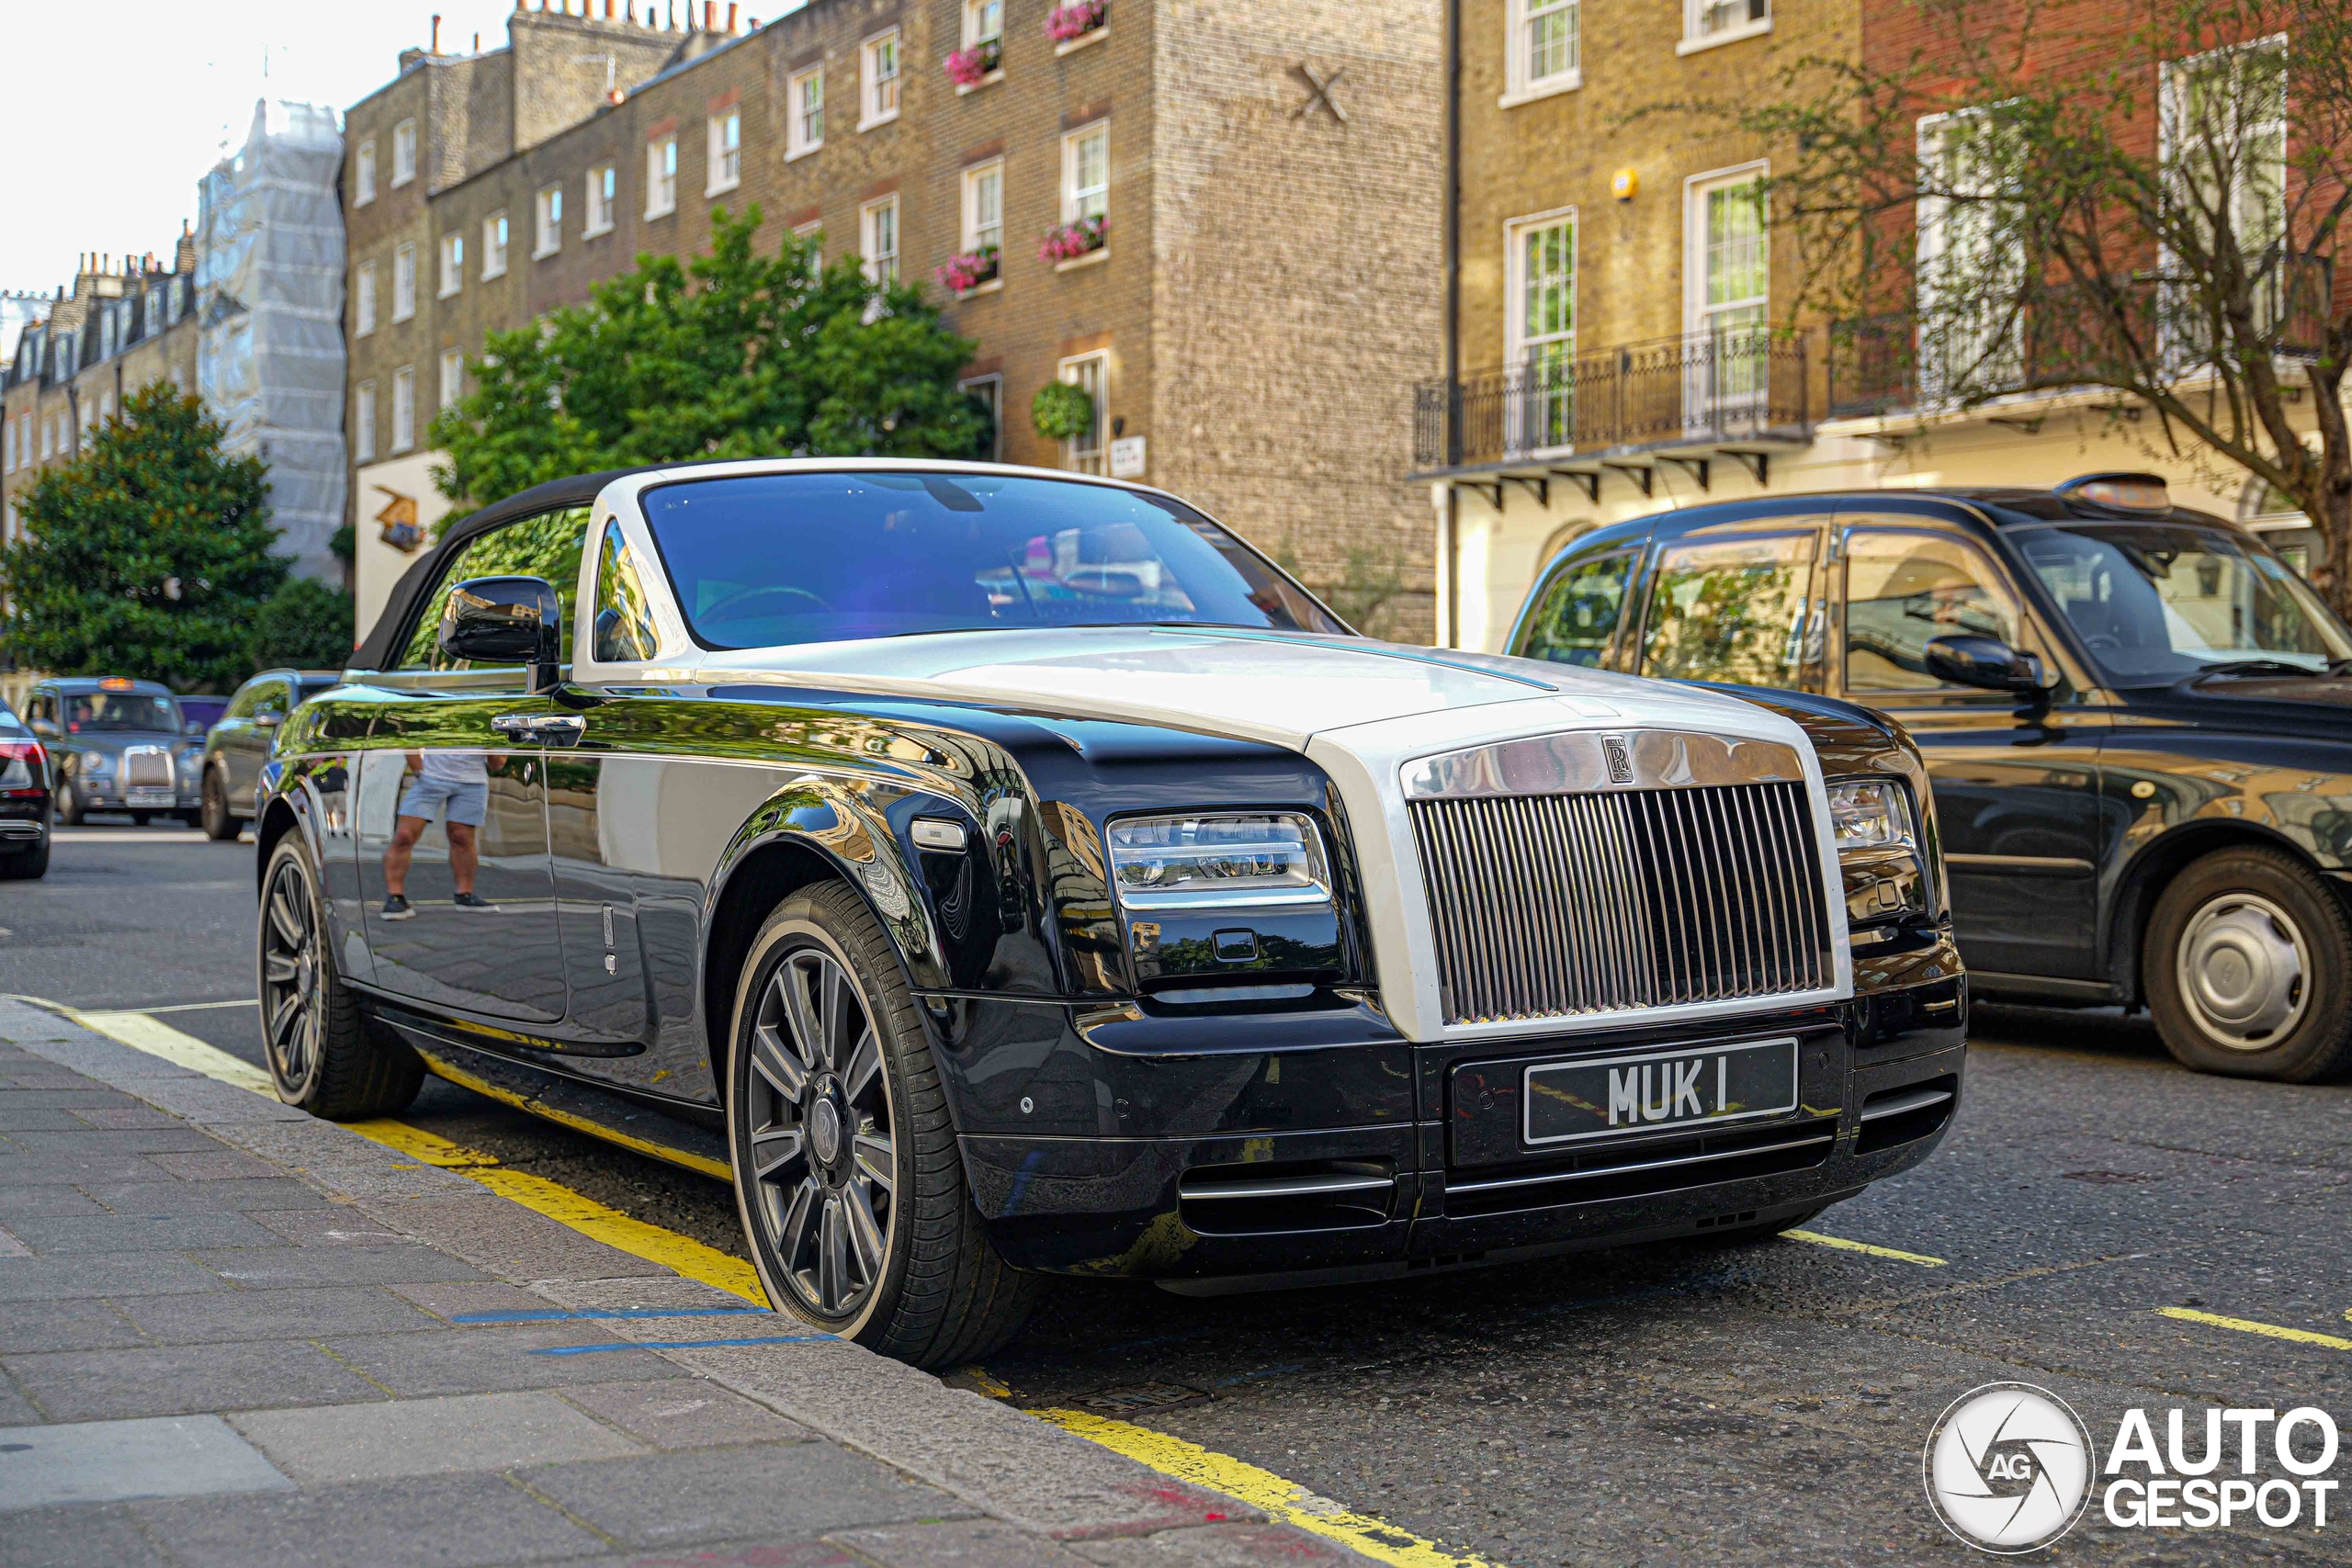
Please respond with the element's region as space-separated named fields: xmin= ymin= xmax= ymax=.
xmin=1640 ymin=536 xmax=1814 ymax=684
xmin=2016 ymin=524 xmax=2352 ymax=684
xmin=68 ymin=695 xmax=180 ymax=731
xmin=395 ymin=507 xmax=592 ymax=671
xmin=639 ymin=473 xmax=1348 ymax=649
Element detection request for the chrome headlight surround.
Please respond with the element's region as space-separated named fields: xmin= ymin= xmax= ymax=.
xmin=1105 ymin=811 xmax=1334 ymax=911
xmin=1827 ymin=777 xmax=1929 ymax=929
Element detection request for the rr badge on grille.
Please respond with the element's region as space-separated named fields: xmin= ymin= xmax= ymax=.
xmin=1601 ymin=734 xmax=1634 ymax=785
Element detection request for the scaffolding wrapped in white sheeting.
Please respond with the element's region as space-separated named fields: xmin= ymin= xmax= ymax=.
xmin=197 ymin=99 xmax=347 ymax=583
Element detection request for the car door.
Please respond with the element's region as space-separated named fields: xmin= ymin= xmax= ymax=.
xmin=353 ymin=507 xmax=590 ymax=1025
xmin=1633 ymin=515 xmax=1830 ymax=693
xmin=1834 ymin=512 xmax=2106 ymax=980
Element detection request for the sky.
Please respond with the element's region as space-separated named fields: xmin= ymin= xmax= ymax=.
xmin=0 ymin=0 xmax=546 ymax=293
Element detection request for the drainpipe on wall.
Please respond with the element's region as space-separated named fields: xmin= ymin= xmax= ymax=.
xmin=1440 ymin=0 xmax=1461 ymax=650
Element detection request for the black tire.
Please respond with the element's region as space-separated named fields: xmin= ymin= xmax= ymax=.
xmin=0 ymin=838 xmax=48 ymax=880
xmin=2146 ymin=845 xmax=2352 ymax=1083
xmin=200 ymin=772 xmax=239 ymax=840
xmin=726 ymin=880 xmax=1038 ymax=1368
xmin=258 ymin=834 xmax=424 ymax=1118
xmin=53 ymin=780 xmax=84 ymax=827
xmin=178 ymin=809 xmax=205 ymax=829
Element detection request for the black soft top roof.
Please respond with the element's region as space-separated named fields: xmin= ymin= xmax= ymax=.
xmin=350 ymin=467 xmax=644 ymax=673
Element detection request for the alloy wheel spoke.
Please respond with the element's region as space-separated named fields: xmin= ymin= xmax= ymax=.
xmin=776 ymin=958 xmax=825 ymax=1070
xmin=853 ymin=1132 xmax=895 ymax=1193
xmin=750 ymin=1022 xmax=808 ymax=1102
xmin=264 ymin=953 xmax=299 ymax=985
xmin=843 ymin=1180 xmax=886 ymax=1279
xmin=268 ymin=989 xmax=304 ymax=1049
xmin=750 ymin=1124 xmax=804 ymax=1181
xmin=820 ymin=961 xmax=856 ymax=1071
xmin=268 ymin=885 xmax=305 ymax=948
xmin=841 ymin=1027 xmax=880 ymax=1104
xmin=819 ymin=1197 xmax=848 ymax=1313
xmin=778 ymin=1175 xmax=820 ymax=1266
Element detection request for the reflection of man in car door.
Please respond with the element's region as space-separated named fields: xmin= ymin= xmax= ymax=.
xmin=379 ymin=750 xmax=505 ymax=919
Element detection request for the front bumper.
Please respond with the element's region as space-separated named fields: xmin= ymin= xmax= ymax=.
xmin=952 ymin=953 xmax=1966 ymax=1283
xmin=78 ymin=785 xmax=195 ymax=811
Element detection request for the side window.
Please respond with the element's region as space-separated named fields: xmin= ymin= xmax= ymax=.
xmin=224 ymin=684 xmax=259 ymax=721
xmin=593 ymin=521 xmax=662 ymax=663
xmin=1842 ymin=529 xmax=2020 ymax=693
xmin=1517 ymin=547 xmax=1635 ymax=667
xmin=254 ymin=680 xmax=291 ymax=718
xmin=390 ymin=506 xmax=593 ymax=673
xmin=1640 ymin=530 xmax=1818 ymax=685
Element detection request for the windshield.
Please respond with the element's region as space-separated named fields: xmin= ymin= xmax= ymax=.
xmin=2012 ymin=523 xmax=2352 ymax=684
xmin=639 ymin=472 xmax=1348 ymax=649
xmin=65 ymin=694 xmax=181 ymax=732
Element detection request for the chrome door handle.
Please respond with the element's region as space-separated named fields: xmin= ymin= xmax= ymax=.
xmin=491 ymin=714 xmax=587 ymax=745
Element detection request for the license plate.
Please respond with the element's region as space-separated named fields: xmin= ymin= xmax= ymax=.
xmin=124 ymin=789 xmax=176 ymax=807
xmin=1523 ymin=1037 xmax=1799 ymax=1146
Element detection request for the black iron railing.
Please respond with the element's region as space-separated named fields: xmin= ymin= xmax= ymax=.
xmin=1413 ymin=327 xmax=1813 ymax=472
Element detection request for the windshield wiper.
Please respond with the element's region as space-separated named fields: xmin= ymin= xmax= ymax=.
xmin=2187 ymin=659 xmax=2326 ymax=683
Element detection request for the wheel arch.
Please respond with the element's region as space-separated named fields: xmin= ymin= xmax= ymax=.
xmin=2107 ymin=818 xmax=2326 ymax=1009
xmin=254 ymin=796 xmax=303 ymax=897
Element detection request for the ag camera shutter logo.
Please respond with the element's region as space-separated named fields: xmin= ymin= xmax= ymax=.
xmin=1923 ymin=1382 xmax=2094 ymax=1553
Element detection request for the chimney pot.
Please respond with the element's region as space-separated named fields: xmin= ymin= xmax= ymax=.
xmin=703 ymin=1 xmax=713 ymax=31
xmin=726 ymin=2 xmax=737 ymax=30
xmin=430 ymin=12 xmax=441 ymax=51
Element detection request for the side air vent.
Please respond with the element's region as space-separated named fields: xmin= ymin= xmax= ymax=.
xmin=1177 ymin=1159 xmax=1396 ymax=1235
xmin=1856 ymin=1077 xmax=1958 ymax=1155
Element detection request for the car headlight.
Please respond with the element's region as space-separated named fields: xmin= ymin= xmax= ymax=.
xmin=1827 ymin=779 xmax=1928 ymax=928
xmin=84 ymin=753 xmax=113 ymax=775
xmin=1106 ymin=812 xmax=1332 ymax=909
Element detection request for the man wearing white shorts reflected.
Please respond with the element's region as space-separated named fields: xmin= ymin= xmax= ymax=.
xmin=379 ymin=750 xmax=502 ymax=919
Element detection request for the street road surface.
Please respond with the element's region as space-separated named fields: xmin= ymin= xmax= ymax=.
xmin=9 ymin=821 xmax=2352 ymax=1564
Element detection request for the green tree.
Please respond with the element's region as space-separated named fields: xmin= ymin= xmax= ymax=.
xmin=427 ymin=206 xmax=988 ymax=511
xmin=1 ymin=384 xmax=286 ymax=691
xmin=249 ymin=578 xmax=356 ymax=671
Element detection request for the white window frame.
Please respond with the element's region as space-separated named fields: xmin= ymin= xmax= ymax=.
xmin=390 ymin=365 xmax=415 ymax=453
xmin=1679 ymin=0 xmax=1770 ymax=55
xmin=794 ymin=219 xmax=824 ymax=269
xmin=438 ymin=349 xmax=464 ymax=412
xmin=1062 ymin=120 xmax=1109 ymax=225
xmin=354 ymin=380 xmax=377 ymax=463
xmin=960 ymin=372 xmax=1003 ymax=461
xmin=585 ymin=164 xmax=616 ymax=235
xmin=482 ymin=211 xmax=509 ymax=278
xmin=963 ymin=0 xmax=1003 ymax=47
xmin=1057 ymin=353 xmax=1110 ymax=474
xmin=1916 ymin=107 xmax=2026 ymax=400
xmin=2160 ymin=36 xmax=2290 ymax=355
xmin=1683 ymin=162 xmax=1772 ymax=426
xmin=1502 ymin=206 xmax=1577 ymax=454
xmin=391 ymin=118 xmax=418 ymax=186
xmin=1503 ymin=0 xmax=1581 ymax=106
xmin=391 ymin=243 xmax=417 ymax=322
xmin=356 ymin=261 xmax=379 ymax=336
xmin=647 ymin=135 xmax=679 ymax=217
xmin=861 ymin=28 xmax=902 ymax=130
xmin=861 ymin=195 xmax=900 ymax=287
xmin=707 ymin=108 xmax=742 ymax=195
xmin=355 ymin=140 xmax=378 ymax=205
xmin=788 ymin=66 xmax=825 ymax=160
xmin=438 ymin=232 xmax=465 ymax=299
xmin=962 ymin=159 xmax=1004 ymax=257
xmin=535 ymin=185 xmax=563 ymax=258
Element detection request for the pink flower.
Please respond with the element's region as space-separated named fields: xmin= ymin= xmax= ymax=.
xmin=943 ymin=39 xmax=1001 ymax=87
xmin=934 ymin=247 xmax=1001 ymax=294
xmin=1037 ymin=217 xmax=1109 ymax=264
xmin=1045 ymin=1 xmax=1105 ymax=44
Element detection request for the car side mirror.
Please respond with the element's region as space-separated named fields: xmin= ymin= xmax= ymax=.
xmin=187 ymin=719 xmax=209 ymax=737
xmin=440 ymin=575 xmax=562 ymax=694
xmin=28 ymin=718 xmax=55 ymax=738
xmin=1924 ymin=634 xmax=2060 ymax=697
xmin=254 ymin=712 xmax=282 ymax=728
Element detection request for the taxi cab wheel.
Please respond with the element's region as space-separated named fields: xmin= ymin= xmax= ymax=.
xmin=257 ymin=835 xmax=424 ymax=1119
xmin=54 ymin=781 xmax=84 ymax=827
xmin=200 ymin=771 xmax=239 ymax=840
xmin=2147 ymin=846 xmax=2352 ymax=1083
xmin=727 ymin=880 xmax=1039 ymax=1369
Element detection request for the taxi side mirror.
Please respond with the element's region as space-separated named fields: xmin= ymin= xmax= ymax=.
xmin=1924 ymin=634 xmax=2060 ymax=697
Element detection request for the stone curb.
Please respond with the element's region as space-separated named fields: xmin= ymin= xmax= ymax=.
xmin=0 ymin=999 xmax=1374 ymax=1565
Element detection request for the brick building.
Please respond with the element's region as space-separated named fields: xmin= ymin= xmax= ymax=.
xmin=1414 ymin=0 xmax=2346 ymax=651
xmin=346 ymin=0 xmax=1444 ymax=639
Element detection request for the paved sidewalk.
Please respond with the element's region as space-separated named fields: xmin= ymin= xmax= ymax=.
xmin=0 ymin=1000 xmax=1373 ymax=1567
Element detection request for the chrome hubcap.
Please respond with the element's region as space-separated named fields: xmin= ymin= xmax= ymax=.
xmin=744 ymin=948 xmax=894 ymax=1318
xmin=2177 ymin=892 xmax=2308 ymax=1050
xmin=259 ymin=860 xmax=322 ymax=1089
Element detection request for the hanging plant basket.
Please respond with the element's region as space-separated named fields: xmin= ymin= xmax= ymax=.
xmin=1031 ymin=381 xmax=1095 ymax=442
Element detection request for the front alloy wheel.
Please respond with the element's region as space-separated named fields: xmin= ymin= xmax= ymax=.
xmin=255 ymin=836 xmax=423 ymax=1118
xmin=259 ymin=852 xmax=327 ymax=1093
xmin=728 ymin=882 xmax=1038 ymax=1366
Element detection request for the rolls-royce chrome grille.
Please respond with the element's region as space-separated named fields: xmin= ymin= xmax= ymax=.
xmin=1404 ymin=731 xmax=1834 ymax=1026
xmin=120 ymin=746 xmax=175 ymax=789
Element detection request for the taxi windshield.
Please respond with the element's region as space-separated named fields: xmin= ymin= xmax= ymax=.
xmin=66 ymin=694 xmax=181 ymax=732
xmin=2012 ymin=522 xmax=2352 ymax=685
xmin=639 ymin=472 xmax=1349 ymax=649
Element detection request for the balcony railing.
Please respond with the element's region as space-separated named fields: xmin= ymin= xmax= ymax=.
xmin=1413 ymin=326 xmax=1814 ymax=473
xmin=1827 ymin=254 xmax=2335 ymax=421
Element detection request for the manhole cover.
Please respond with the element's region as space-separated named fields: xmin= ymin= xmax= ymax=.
xmin=2063 ymin=1170 xmax=2158 ymax=1184
xmin=1065 ymin=1382 xmax=1211 ymax=1416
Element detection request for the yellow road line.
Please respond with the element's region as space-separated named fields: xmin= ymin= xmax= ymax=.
xmin=64 ymin=1008 xmax=277 ymax=1095
xmin=1783 ymin=1229 xmax=1947 ymax=1267
xmin=1035 ymin=1409 xmax=1505 ymax=1568
xmin=2160 ymin=1306 xmax=2352 ymax=1351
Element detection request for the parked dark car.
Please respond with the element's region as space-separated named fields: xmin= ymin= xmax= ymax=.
xmin=254 ymin=459 xmax=1963 ymax=1367
xmin=0 ymin=699 xmax=51 ymax=878
xmin=18 ymin=678 xmax=203 ymax=826
xmin=1509 ymin=471 xmax=2352 ymax=1083
xmin=178 ymin=695 xmax=233 ymax=736
xmin=199 ymin=670 xmax=342 ymax=840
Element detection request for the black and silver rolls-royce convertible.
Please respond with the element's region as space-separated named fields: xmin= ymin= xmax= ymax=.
xmin=253 ymin=460 xmax=1965 ymax=1365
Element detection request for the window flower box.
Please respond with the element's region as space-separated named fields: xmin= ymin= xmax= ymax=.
xmin=936 ymin=246 xmax=1001 ymax=295
xmin=944 ymin=39 xmax=1001 ymax=88
xmin=1038 ymin=216 xmax=1107 ymax=265
xmin=1045 ymin=1 xmax=1105 ymax=46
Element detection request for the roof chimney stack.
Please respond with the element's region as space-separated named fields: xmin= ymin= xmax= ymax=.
xmin=430 ymin=13 xmax=441 ymax=51
xmin=726 ymin=3 xmax=737 ymax=31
